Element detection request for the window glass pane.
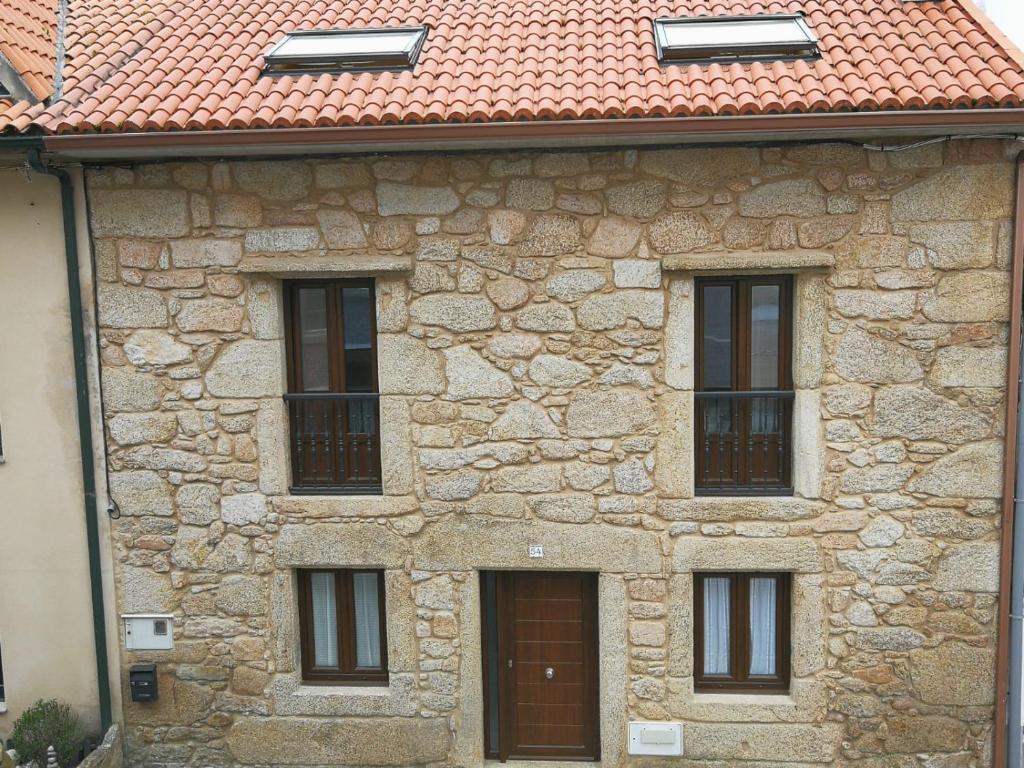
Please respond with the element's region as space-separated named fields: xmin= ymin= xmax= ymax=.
xmin=702 ymin=285 xmax=732 ymax=390
xmin=750 ymin=284 xmax=780 ymax=390
xmin=342 ymin=286 xmax=374 ymax=393
xmin=703 ymin=577 xmax=731 ymax=675
xmin=298 ymin=287 xmax=330 ymax=392
xmin=310 ymin=572 xmax=338 ymax=667
xmin=749 ymin=577 xmax=777 ymax=676
xmin=352 ymin=572 xmax=382 ymax=668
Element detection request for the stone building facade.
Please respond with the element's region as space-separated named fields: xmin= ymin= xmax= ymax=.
xmin=89 ymin=140 xmax=1014 ymax=766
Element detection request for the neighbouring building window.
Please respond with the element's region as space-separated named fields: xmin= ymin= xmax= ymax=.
xmin=284 ymin=280 xmax=382 ymax=494
xmin=695 ymin=275 xmax=793 ymax=494
xmin=694 ymin=572 xmax=791 ymax=692
xmin=0 ymin=639 xmax=6 ymax=706
xmin=297 ymin=569 xmax=388 ymax=684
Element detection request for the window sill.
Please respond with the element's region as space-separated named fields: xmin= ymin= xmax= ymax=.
xmin=288 ymin=485 xmax=383 ymax=496
xmin=0 ymin=701 xmax=6 ymax=714
xmin=292 ymin=682 xmax=391 ymax=697
xmin=695 ymin=487 xmax=794 ymax=497
xmin=270 ymin=671 xmax=418 ymax=717
xmin=691 ymin=691 xmax=796 ymax=707
xmin=485 ymin=761 xmax=600 ymax=768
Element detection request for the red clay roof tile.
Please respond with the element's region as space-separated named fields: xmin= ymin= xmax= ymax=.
xmin=1 ymin=0 xmax=1023 ymax=135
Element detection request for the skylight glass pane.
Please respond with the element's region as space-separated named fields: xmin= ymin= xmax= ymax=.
xmin=661 ymin=19 xmax=809 ymax=48
xmin=274 ymin=30 xmax=421 ymax=59
xmin=264 ymin=26 xmax=428 ymax=73
xmin=655 ymin=15 xmax=818 ymax=63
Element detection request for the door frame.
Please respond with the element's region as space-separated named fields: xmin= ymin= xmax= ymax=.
xmin=481 ymin=571 xmax=602 ymax=763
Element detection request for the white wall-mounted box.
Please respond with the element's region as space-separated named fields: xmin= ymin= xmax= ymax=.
xmin=628 ymin=721 xmax=683 ymax=756
xmin=122 ymin=614 xmax=174 ymax=651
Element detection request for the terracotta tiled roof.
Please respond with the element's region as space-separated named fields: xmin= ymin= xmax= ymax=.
xmin=11 ymin=0 xmax=1024 ymax=135
xmin=0 ymin=0 xmax=58 ymax=100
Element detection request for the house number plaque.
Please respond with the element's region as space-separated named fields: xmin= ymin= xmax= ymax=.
xmin=528 ymin=545 xmax=544 ymax=558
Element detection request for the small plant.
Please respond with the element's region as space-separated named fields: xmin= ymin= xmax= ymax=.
xmin=9 ymin=700 xmax=84 ymax=768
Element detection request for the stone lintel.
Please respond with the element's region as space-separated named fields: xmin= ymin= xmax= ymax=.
xmin=673 ymin=536 xmax=823 ymax=573
xmin=663 ymin=249 xmax=834 ymax=272
xmin=238 ymin=254 xmax=413 ymax=275
xmin=659 ymin=496 xmax=825 ymax=522
xmin=414 ymin=517 xmax=662 ymax=573
xmin=271 ymin=494 xmax=419 ymax=519
xmin=275 ymin=522 xmax=409 ymax=567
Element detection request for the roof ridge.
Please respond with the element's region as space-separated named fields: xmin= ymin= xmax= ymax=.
xmin=45 ymin=5 xmax=168 ymax=123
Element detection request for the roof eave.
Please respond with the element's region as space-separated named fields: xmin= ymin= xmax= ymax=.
xmin=33 ymin=108 xmax=1024 ymax=161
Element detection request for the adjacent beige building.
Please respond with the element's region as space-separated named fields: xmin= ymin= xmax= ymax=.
xmin=86 ymin=142 xmax=1012 ymax=766
xmin=0 ymin=165 xmax=119 ymax=738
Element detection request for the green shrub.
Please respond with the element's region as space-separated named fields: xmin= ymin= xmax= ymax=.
xmin=9 ymin=699 xmax=84 ymax=767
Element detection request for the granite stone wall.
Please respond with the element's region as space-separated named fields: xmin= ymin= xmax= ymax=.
xmin=88 ymin=139 xmax=1016 ymax=767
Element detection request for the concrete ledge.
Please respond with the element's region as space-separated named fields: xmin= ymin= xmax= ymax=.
xmin=238 ymin=254 xmax=413 ymax=275
xmin=226 ymin=716 xmax=449 ymax=765
xmin=663 ymin=249 xmax=834 ymax=272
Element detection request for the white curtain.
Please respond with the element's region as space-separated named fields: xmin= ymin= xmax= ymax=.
xmin=353 ymin=572 xmax=382 ymax=668
xmin=703 ymin=577 xmax=731 ymax=675
xmin=311 ymin=572 xmax=338 ymax=667
xmin=749 ymin=577 xmax=777 ymax=676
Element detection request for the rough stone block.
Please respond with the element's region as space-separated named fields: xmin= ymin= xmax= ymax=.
xmin=98 ymin=285 xmax=168 ymax=328
xmin=226 ymin=716 xmax=449 ymax=765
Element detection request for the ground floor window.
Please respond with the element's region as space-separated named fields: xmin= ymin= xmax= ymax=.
xmin=297 ymin=569 xmax=387 ymax=684
xmin=694 ymin=572 xmax=791 ymax=692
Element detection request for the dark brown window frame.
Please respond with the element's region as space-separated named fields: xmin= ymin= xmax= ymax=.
xmin=297 ymin=568 xmax=389 ymax=685
xmin=695 ymin=275 xmax=794 ymax=495
xmin=284 ymin=279 xmax=382 ymax=494
xmin=693 ymin=572 xmax=791 ymax=693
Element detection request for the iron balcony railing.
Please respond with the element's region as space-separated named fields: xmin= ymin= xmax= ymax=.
xmin=284 ymin=393 xmax=382 ymax=494
xmin=695 ymin=390 xmax=794 ymax=495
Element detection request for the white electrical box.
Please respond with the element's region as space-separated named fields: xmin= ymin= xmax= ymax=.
xmin=628 ymin=722 xmax=683 ymax=756
xmin=123 ymin=614 xmax=174 ymax=651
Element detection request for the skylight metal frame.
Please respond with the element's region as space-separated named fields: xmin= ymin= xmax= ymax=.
xmin=264 ymin=26 xmax=429 ymax=74
xmin=653 ymin=14 xmax=820 ymax=65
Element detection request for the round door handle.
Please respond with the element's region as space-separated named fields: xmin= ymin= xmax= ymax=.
xmin=545 ymin=667 xmax=555 ymax=680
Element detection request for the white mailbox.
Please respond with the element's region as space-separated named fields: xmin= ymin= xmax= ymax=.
xmin=628 ymin=721 xmax=683 ymax=756
xmin=123 ymin=614 xmax=174 ymax=651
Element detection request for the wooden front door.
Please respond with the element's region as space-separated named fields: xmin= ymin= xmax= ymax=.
xmin=482 ymin=571 xmax=601 ymax=762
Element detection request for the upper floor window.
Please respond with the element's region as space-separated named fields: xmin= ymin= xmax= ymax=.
xmin=284 ymin=280 xmax=382 ymax=494
xmin=694 ymin=572 xmax=791 ymax=693
xmin=297 ymin=569 xmax=388 ymax=685
xmin=695 ymin=276 xmax=793 ymax=494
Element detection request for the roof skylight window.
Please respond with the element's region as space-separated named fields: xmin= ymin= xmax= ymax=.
xmin=264 ymin=26 xmax=428 ymax=74
xmin=653 ymin=14 xmax=819 ymax=64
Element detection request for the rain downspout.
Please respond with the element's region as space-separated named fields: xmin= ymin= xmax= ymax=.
xmin=1003 ymin=150 xmax=1024 ymax=768
xmin=25 ymin=147 xmax=113 ymax=733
